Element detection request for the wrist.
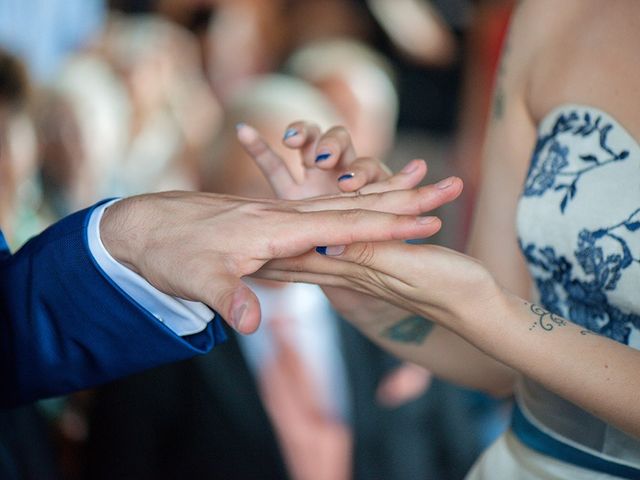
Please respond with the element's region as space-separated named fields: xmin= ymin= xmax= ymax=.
xmin=100 ymin=197 xmax=143 ymax=274
xmin=446 ymin=268 xmax=507 ymax=336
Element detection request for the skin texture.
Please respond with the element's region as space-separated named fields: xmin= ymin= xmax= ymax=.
xmin=244 ymin=0 xmax=640 ymax=438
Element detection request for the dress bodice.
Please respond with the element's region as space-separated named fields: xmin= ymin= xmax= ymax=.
xmin=517 ymin=104 xmax=640 ymax=344
xmin=515 ymin=104 xmax=640 ymax=470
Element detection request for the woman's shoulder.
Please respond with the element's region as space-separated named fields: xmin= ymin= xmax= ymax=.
xmin=525 ymin=1 xmax=640 ymax=133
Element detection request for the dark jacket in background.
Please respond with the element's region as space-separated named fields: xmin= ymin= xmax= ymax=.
xmin=84 ymin=322 xmax=487 ymax=480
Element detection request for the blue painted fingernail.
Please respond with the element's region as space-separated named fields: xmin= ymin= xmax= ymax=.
xmin=338 ymin=173 xmax=355 ymax=182
xmin=283 ymin=128 xmax=298 ymax=140
xmin=315 ymin=152 xmax=331 ymax=162
xmin=316 ymin=246 xmax=327 ymax=255
xmin=235 ymin=122 xmax=246 ymax=131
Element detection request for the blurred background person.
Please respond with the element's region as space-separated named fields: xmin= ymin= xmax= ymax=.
xmin=99 ymin=13 xmax=221 ymax=194
xmin=34 ymin=10 xmax=222 ymax=217
xmin=0 ymin=48 xmax=62 ymax=480
xmin=0 ymin=52 xmax=41 ymax=246
xmin=285 ymin=38 xmax=399 ymax=160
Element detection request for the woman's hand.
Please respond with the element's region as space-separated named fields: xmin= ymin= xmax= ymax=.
xmin=238 ymin=121 xmax=463 ymax=326
xmin=258 ymin=241 xmax=500 ymax=336
xmin=236 ymin=121 xmax=431 ymax=199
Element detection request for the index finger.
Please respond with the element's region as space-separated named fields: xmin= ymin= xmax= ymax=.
xmin=236 ymin=122 xmax=297 ymax=196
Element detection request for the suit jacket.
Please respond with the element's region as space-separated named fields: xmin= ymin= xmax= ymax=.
xmin=0 ymin=201 xmax=226 ymax=407
xmin=85 ymin=321 xmax=487 ymax=480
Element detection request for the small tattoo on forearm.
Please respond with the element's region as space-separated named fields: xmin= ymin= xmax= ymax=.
xmin=381 ymin=316 xmax=433 ymax=345
xmin=526 ymin=302 xmax=567 ymax=332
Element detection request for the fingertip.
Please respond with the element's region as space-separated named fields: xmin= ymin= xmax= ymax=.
xmin=453 ymin=176 xmax=464 ymax=193
xmin=416 ymin=216 xmax=442 ymax=237
xmin=236 ymin=122 xmax=260 ymax=144
xmin=283 ymin=127 xmax=298 ymax=141
xmin=315 ymin=151 xmax=332 ymax=163
xmin=400 ymin=159 xmax=420 ymax=174
xmin=325 ymin=245 xmax=346 ymax=256
xmin=438 ymin=176 xmax=464 ymax=201
xmin=282 ymin=121 xmax=309 ymax=147
xmin=233 ymin=302 xmax=262 ymax=334
xmin=417 ymin=215 xmax=441 ymax=226
xmin=337 ymin=172 xmax=355 ymax=182
xmin=230 ymin=287 xmax=262 ymax=334
xmin=337 ymin=170 xmax=369 ymax=192
xmin=315 ymin=245 xmax=345 ymax=256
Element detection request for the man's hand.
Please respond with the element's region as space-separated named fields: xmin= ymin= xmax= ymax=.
xmin=100 ymin=189 xmax=458 ymax=334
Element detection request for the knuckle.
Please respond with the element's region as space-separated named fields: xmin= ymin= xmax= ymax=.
xmin=306 ymin=122 xmax=322 ymax=137
xmin=352 ymin=242 xmax=376 ymax=267
xmin=340 ymin=208 xmax=364 ymax=223
xmin=326 ymin=125 xmax=351 ymax=144
xmin=265 ymin=235 xmax=286 ymax=259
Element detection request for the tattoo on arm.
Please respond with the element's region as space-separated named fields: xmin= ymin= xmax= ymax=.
xmin=381 ymin=316 xmax=434 ymax=345
xmin=526 ymin=302 xmax=567 ymax=332
xmin=492 ymin=43 xmax=509 ymax=119
xmin=524 ymin=302 xmax=602 ymax=337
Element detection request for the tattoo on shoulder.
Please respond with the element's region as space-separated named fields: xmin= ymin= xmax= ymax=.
xmin=525 ymin=302 xmax=567 ymax=332
xmin=492 ymin=32 xmax=511 ymax=120
xmin=381 ymin=316 xmax=434 ymax=345
xmin=580 ymin=329 xmax=601 ymax=337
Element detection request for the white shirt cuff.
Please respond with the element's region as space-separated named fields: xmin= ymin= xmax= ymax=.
xmin=87 ymin=200 xmax=215 ymax=336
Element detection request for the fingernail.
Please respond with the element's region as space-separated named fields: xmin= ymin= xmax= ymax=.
xmin=436 ymin=177 xmax=455 ymax=190
xmin=283 ymin=128 xmax=298 ymax=141
xmin=232 ymin=303 xmax=248 ymax=331
xmin=338 ymin=172 xmax=355 ymax=182
xmin=236 ymin=123 xmax=259 ymax=143
xmin=401 ymin=160 xmax=419 ymax=174
xmin=418 ymin=216 xmax=438 ymax=225
xmin=315 ymin=152 xmax=331 ymax=162
xmin=316 ymin=246 xmax=327 ymax=255
xmin=325 ymin=245 xmax=345 ymax=256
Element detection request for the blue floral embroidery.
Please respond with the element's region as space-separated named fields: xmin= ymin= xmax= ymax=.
xmin=524 ymin=111 xmax=630 ymax=213
xmin=519 ymin=209 xmax=640 ymax=343
xmin=524 ymin=141 xmax=569 ymax=196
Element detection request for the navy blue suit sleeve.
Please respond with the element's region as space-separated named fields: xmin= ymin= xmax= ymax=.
xmin=0 ymin=201 xmax=226 ymax=407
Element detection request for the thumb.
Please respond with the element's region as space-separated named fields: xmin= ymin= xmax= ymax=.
xmin=206 ymin=276 xmax=262 ymax=334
